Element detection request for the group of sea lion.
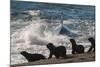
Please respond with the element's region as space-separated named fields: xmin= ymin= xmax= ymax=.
xmin=20 ymin=37 xmax=95 ymax=62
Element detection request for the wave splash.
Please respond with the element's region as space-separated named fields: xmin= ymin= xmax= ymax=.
xmin=11 ymin=19 xmax=93 ymax=64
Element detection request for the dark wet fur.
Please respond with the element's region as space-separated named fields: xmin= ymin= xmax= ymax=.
xmin=88 ymin=37 xmax=95 ymax=52
xmin=70 ymin=39 xmax=84 ymax=54
xmin=20 ymin=51 xmax=46 ymax=62
xmin=47 ymin=43 xmax=67 ymax=59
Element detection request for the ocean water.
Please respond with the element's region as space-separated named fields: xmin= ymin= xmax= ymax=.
xmin=10 ymin=1 xmax=95 ymax=64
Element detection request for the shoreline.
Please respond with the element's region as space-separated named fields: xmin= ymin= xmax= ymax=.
xmin=11 ymin=52 xmax=95 ymax=67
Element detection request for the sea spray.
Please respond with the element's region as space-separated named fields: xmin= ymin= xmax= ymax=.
xmin=11 ymin=19 xmax=94 ymax=64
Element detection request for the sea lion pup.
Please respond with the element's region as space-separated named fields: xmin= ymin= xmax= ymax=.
xmin=70 ymin=39 xmax=84 ymax=54
xmin=20 ymin=51 xmax=46 ymax=62
xmin=46 ymin=43 xmax=67 ymax=59
xmin=88 ymin=37 xmax=95 ymax=52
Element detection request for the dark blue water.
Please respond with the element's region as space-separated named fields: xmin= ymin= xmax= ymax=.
xmin=11 ymin=1 xmax=95 ymax=20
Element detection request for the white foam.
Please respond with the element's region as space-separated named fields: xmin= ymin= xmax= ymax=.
xmin=11 ymin=19 xmax=94 ymax=64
